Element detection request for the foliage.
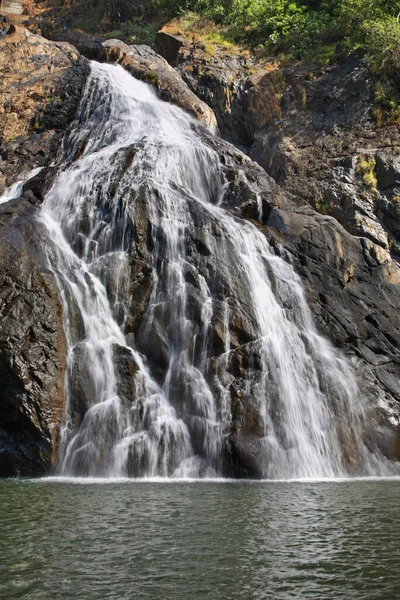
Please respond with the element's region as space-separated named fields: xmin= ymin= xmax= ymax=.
xmin=357 ymin=155 xmax=377 ymax=188
xmin=147 ymin=70 xmax=158 ymax=83
xmin=155 ymin=0 xmax=400 ymax=70
xmin=104 ymin=17 xmax=159 ymax=44
xmin=150 ymin=0 xmax=400 ymax=115
xmin=50 ymin=0 xmax=400 ymax=101
xmin=363 ymin=16 xmax=400 ymax=79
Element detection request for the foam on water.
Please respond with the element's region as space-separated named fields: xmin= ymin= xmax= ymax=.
xmin=27 ymin=475 xmax=400 ymax=486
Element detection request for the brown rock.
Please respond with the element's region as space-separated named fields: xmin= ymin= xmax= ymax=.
xmin=0 ymin=26 xmax=89 ymax=193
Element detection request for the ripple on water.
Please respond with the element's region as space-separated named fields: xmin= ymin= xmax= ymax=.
xmin=1 ymin=479 xmax=400 ymax=600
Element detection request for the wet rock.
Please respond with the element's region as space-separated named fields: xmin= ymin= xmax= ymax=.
xmin=68 ymin=342 xmax=96 ymax=428
xmin=21 ymin=167 xmax=57 ymax=202
xmin=262 ymin=204 xmax=400 ymax=454
xmin=137 ymin=318 xmax=171 ymax=383
xmin=113 ymin=344 xmax=140 ymax=408
xmin=1 ymin=27 xmax=399 ymax=477
xmin=105 ymin=121 xmax=400 ymax=466
xmin=0 ymin=207 xmax=66 ymax=476
xmin=0 ymin=27 xmax=88 ymax=475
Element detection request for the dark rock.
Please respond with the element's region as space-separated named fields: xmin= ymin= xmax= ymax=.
xmin=263 ymin=204 xmax=400 ymax=455
xmin=1 ymin=27 xmax=399 ymax=477
xmin=0 ymin=211 xmax=66 ymax=476
xmin=113 ymin=344 xmax=140 ymax=408
xmin=155 ymin=31 xmax=183 ymax=67
xmin=21 ymin=167 xmax=57 ymax=202
xmin=0 ymin=27 xmax=88 ymax=475
xmin=376 ymin=153 xmax=400 ymax=190
xmin=51 ymin=30 xmax=105 ymax=60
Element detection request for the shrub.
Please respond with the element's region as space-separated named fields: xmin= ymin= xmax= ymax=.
xmin=158 ymin=0 xmax=400 ymax=68
xmin=357 ymin=155 xmax=377 ymax=188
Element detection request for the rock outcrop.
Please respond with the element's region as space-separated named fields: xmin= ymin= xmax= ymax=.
xmin=173 ymin=42 xmax=400 ymax=257
xmin=0 ymin=26 xmax=89 ymax=194
xmin=0 ymin=27 xmax=88 ymax=475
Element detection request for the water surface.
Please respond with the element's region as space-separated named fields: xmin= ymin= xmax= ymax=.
xmin=1 ymin=478 xmax=399 ymax=599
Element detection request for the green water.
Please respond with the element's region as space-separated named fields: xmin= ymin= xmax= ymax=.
xmin=1 ymin=478 xmax=400 ymax=600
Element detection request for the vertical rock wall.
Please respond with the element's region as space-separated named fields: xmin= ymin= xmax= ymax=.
xmin=0 ymin=27 xmax=89 ymax=475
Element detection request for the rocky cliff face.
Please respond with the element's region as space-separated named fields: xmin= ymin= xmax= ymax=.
xmin=0 ymin=27 xmax=88 ymax=475
xmin=1 ymin=28 xmax=399 ymax=476
xmin=203 ymin=134 xmax=400 ymax=468
xmin=174 ymin=42 xmax=400 ymax=258
xmin=0 ymin=26 xmax=89 ymax=193
xmin=170 ymin=39 xmax=400 ymax=456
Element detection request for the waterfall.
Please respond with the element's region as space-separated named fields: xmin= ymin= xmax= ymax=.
xmin=37 ymin=61 xmax=390 ymax=479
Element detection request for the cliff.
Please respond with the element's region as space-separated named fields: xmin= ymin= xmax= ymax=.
xmin=0 ymin=27 xmax=88 ymax=474
xmin=0 ymin=25 xmax=399 ymax=476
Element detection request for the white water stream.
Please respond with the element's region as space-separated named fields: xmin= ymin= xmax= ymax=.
xmin=12 ymin=61 xmax=393 ymax=479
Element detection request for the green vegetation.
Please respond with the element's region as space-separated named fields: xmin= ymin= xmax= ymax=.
xmin=104 ymin=17 xmax=160 ymax=44
xmin=155 ymin=1 xmax=400 ymax=63
xmin=147 ymin=70 xmax=158 ymax=83
xmin=357 ymin=155 xmax=378 ymax=188
xmin=46 ymin=0 xmax=400 ymax=71
xmin=43 ymin=0 xmax=400 ymax=115
xmin=155 ymin=0 xmax=400 ymax=120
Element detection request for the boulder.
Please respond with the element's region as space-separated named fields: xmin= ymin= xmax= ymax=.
xmin=155 ymin=31 xmax=183 ymax=67
xmin=49 ymin=30 xmax=105 ymax=60
xmin=376 ymin=153 xmax=400 ymax=190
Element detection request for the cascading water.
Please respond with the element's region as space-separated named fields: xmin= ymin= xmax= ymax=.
xmin=36 ymin=61 xmax=392 ymax=479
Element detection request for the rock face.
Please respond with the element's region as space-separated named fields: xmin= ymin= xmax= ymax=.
xmin=173 ymin=45 xmax=400 ymax=461
xmin=202 ymin=136 xmax=400 ymax=470
xmin=264 ymin=206 xmax=400 ymax=459
xmin=0 ymin=26 xmax=89 ymax=194
xmin=0 ymin=27 xmax=88 ymax=475
xmin=0 ymin=196 xmax=67 ymax=476
xmin=175 ymin=44 xmax=400 ymax=257
xmin=0 ymin=28 xmax=399 ymax=476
